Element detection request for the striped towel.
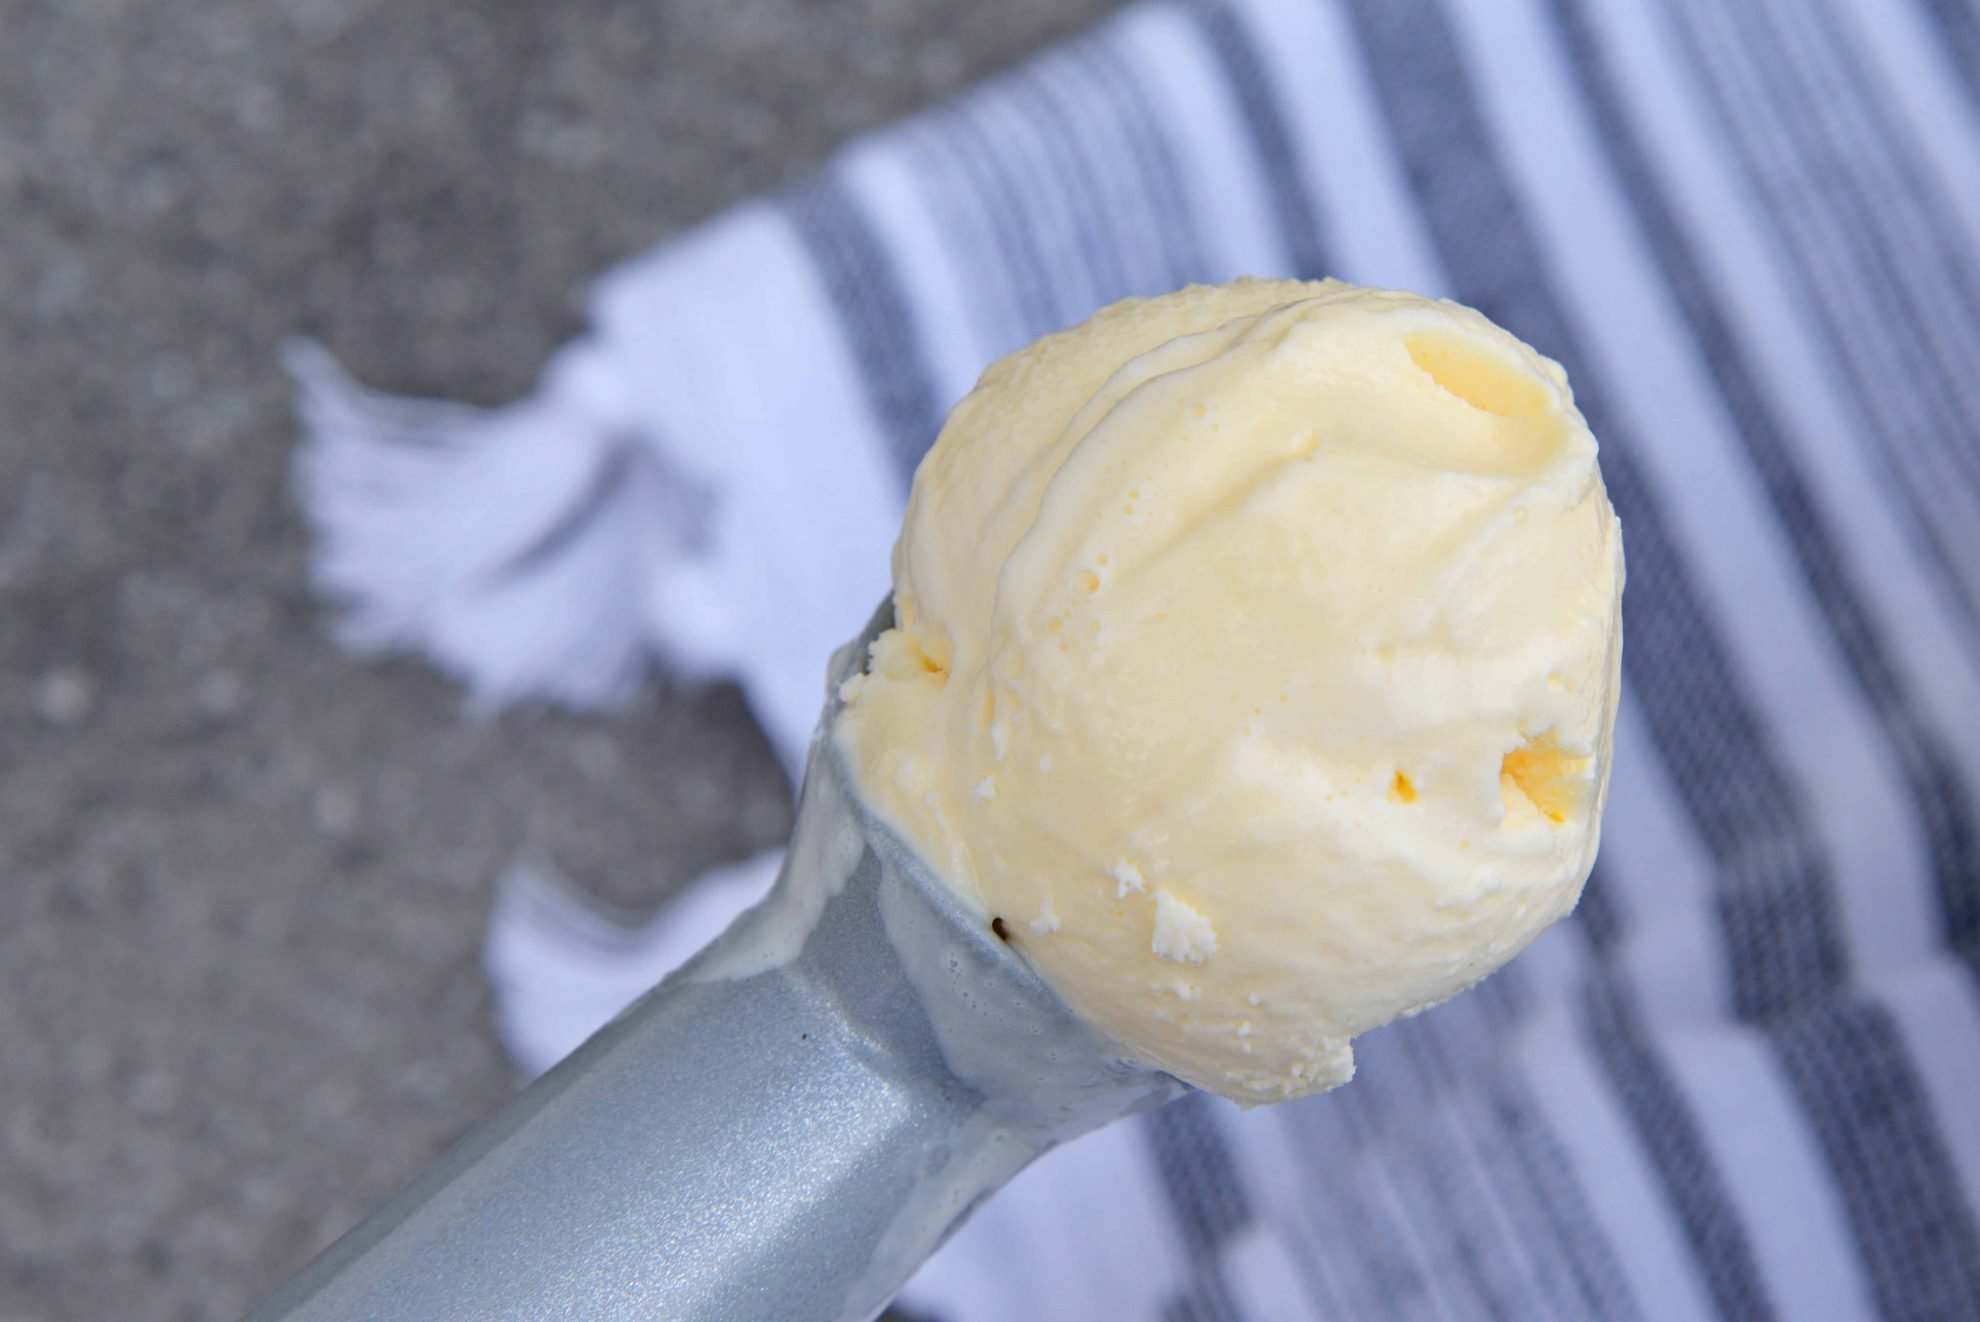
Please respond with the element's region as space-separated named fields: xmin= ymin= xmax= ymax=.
xmin=290 ymin=1 xmax=1980 ymax=1318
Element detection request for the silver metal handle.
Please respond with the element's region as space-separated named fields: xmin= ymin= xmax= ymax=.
xmin=246 ymin=645 xmax=1180 ymax=1321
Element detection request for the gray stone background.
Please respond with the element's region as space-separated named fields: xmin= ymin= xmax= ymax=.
xmin=0 ymin=2 xmax=1122 ymax=1317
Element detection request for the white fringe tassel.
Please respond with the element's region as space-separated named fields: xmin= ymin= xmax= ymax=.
xmin=285 ymin=338 xmax=668 ymax=713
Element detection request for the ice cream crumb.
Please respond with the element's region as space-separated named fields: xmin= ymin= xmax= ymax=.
xmin=1029 ymin=898 xmax=1060 ymax=936
xmin=1152 ymin=890 xmax=1217 ymax=964
xmin=1109 ymin=860 xmax=1148 ymax=898
xmin=1174 ymin=981 xmax=1199 ymax=1001
xmin=1237 ymin=1021 xmax=1253 ymax=1038
xmin=973 ymin=776 xmax=996 ymax=802
xmin=837 ymin=674 xmax=866 ymax=705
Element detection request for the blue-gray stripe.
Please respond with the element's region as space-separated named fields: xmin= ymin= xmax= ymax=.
xmin=781 ymin=175 xmax=942 ymax=488
xmin=1048 ymin=32 xmax=1207 ymax=299
xmin=1399 ymin=995 xmax=1644 ymax=1322
xmin=1752 ymin=0 xmax=1980 ymax=498
xmin=1572 ymin=862 xmax=1624 ymax=957
xmin=1339 ymin=1037 xmax=1527 ymax=1321
xmin=899 ymin=122 xmax=1023 ymax=356
xmin=1578 ymin=974 xmax=1775 ymax=1322
xmin=1794 ymin=0 xmax=1980 ymax=371
xmin=1184 ymin=0 xmax=1334 ymax=278
xmin=1772 ymin=998 xmax=1980 ymax=1322
xmin=1919 ymin=0 xmax=1980 ymax=116
xmin=1007 ymin=57 xmax=1132 ymax=308
xmin=1468 ymin=975 xmax=1647 ymax=1322
xmin=1275 ymin=1093 xmax=1445 ymax=1319
xmin=940 ymin=102 xmax=1068 ymax=340
xmin=1038 ymin=38 xmax=1188 ymax=300
xmin=1081 ymin=32 xmax=1211 ymax=290
xmin=1145 ymin=1093 xmax=1252 ymax=1322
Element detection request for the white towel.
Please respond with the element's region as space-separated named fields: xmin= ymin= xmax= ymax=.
xmin=293 ymin=1 xmax=1980 ymax=1317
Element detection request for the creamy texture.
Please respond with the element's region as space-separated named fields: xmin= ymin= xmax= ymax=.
xmin=836 ymin=280 xmax=1623 ymax=1104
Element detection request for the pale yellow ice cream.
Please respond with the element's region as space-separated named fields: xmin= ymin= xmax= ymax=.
xmin=835 ymin=279 xmax=1623 ymax=1104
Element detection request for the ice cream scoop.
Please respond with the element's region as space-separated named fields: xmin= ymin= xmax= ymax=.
xmin=247 ymin=603 xmax=1184 ymax=1322
xmin=838 ymin=279 xmax=1623 ymax=1103
xmin=247 ymin=280 xmax=1621 ymax=1321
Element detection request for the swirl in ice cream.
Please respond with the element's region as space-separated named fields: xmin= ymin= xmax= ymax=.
xmin=835 ymin=279 xmax=1624 ymax=1104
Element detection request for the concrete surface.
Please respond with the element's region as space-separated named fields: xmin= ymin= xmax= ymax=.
xmin=0 ymin=3 xmax=1122 ymax=1317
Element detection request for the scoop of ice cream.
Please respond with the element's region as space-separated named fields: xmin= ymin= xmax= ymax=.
xmin=835 ymin=279 xmax=1623 ymax=1104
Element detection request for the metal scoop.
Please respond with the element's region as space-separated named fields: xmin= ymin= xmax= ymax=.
xmin=246 ymin=603 xmax=1183 ymax=1322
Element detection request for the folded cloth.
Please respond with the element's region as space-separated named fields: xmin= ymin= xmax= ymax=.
xmin=292 ymin=0 xmax=1980 ymax=1317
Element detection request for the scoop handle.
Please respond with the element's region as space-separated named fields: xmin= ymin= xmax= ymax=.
xmin=244 ymin=746 xmax=1174 ymax=1322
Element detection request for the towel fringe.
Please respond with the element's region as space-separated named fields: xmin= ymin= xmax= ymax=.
xmin=285 ymin=337 xmax=670 ymax=712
